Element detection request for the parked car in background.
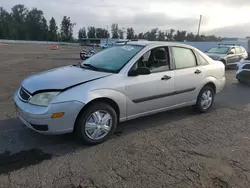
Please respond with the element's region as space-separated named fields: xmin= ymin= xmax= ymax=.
xmin=80 ymin=48 xmax=96 ymax=60
xmin=205 ymin=44 xmax=248 ymax=66
xmin=100 ymin=44 xmax=110 ymax=49
xmin=114 ymin=41 xmax=128 ymax=46
xmin=101 ymin=40 xmax=144 ymax=48
xmin=113 ymin=39 xmax=142 ymax=46
xmin=236 ymin=59 xmax=250 ymax=84
xmin=14 ymin=41 xmax=226 ymax=144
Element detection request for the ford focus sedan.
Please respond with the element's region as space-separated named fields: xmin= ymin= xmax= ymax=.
xmin=14 ymin=41 xmax=226 ymax=144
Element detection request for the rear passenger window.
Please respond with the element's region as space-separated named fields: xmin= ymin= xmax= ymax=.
xmin=235 ymin=47 xmax=241 ymax=54
xmin=241 ymin=47 xmax=246 ymax=53
xmin=197 ymin=53 xmax=209 ymax=65
xmin=172 ymin=47 xmax=197 ymax=69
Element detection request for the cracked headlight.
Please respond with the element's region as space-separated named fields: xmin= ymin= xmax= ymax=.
xmin=29 ymin=92 xmax=60 ymax=106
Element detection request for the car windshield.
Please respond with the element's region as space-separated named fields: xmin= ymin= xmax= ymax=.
xmin=80 ymin=45 xmax=143 ymax=73
xmin=207 ymin=46 xmax=229 ymax=54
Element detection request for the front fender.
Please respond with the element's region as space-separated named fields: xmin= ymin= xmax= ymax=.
xmin=52 ymin=87 xmax=127 ymax=121
xmin=86 ymin=89 xmax=127 ymax=121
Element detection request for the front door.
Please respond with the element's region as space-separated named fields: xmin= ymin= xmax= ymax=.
xmin=124 ymin=47 xmax=175 ymax=119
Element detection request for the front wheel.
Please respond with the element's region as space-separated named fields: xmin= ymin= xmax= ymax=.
xmin=194 ymin=86 xmax=215 ymax=113
xmin=75 ymin=102 xmax=117 ymax=145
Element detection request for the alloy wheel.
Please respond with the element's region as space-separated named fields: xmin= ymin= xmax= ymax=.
xmin=85 ymin=110 xmax=112 ymax=140
xmin=200 ymin=90 xmax=213 ymax=110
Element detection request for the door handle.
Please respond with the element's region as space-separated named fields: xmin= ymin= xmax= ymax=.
xmin=161 ymin=75 xmax=171 ymax=80
xmin=194 ymin=69 xmax=202 ymax=74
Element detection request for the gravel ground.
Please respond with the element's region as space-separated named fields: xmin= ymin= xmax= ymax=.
xmin=0 ymin=44 xmax=250 ymax=188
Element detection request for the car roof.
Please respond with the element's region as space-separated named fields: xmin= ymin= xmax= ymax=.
xmin=215 ymin=45 xmax=233 ymax=48
xmin=215 ymin=44 xmax=243 ymax=48
xmin=126 ymin=41 xmax=194 ymax=49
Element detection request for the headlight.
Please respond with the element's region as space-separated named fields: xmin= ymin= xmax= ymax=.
xmin=29 ymin=92 xmax=60 ymax=106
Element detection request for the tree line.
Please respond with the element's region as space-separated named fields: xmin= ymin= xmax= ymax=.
xmin=0 ymin=4 xmax=222 ymax=42
xmin=79 ymin=24 xmax=222 ymax=42
xmin=0 ymin=4 xmax=75 ymax=42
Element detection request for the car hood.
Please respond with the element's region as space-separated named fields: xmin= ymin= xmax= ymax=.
xmin=21 ymin=66 xmax=112 ymax=94
xmin=205 ymin=52 xmax=225 ymax=59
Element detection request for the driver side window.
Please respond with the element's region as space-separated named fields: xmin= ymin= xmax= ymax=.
xmin=131 ymin=47 xmax=170 ymax=73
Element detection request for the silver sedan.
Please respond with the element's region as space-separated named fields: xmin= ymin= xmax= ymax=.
xmin=14 ymin=41 xmax=226 ymax=144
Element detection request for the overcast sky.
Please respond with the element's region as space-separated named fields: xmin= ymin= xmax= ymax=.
xmin=2 ymin=0 xmax=250 ymax=38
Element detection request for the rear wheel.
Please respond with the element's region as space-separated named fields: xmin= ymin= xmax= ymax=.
xmin=237 ymin=78 xmax=250 ymax=85
xmin=237 ymin=78 xmax=244 ymax=84
xmin=75 ymin=102 xmax=117 ymax=144
xmin=194 ymin=86 xmax=215 ymax=113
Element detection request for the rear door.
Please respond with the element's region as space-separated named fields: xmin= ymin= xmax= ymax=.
xmin=170 ymin=46 xmax=204 ymax=104
xmin=239 ymin=47 xmax=248 ymax=60
xmin=227 ymin=47 xmax=238 ymax=64
xmin=235 ymin=47 xmax=243 ymax=62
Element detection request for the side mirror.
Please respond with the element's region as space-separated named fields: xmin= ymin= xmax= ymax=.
xmin=128 ymin=67 xmax=151 ymax=76
xmin=228 ymin=51 xmax=234 ymax=55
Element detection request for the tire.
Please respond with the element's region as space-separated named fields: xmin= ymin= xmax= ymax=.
xmin=237 ymin=78 xmax=244 ymax=84
xmin=75 ymin=102 xmax=117 ymax=145
xmin=237 ymin=78 xmax=250 ymax=85
xmin=194 ymin=86 xmax=215 ymax=113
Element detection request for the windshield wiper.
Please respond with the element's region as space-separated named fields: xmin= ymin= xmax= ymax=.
xmin=81 ymin=63 xmax=117 ymax=73
xmin=82 ymin=63 xmax=99 ymax=70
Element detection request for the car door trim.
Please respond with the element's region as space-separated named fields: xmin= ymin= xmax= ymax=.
xmin=132 ymin=87 xmax=196 ymax=103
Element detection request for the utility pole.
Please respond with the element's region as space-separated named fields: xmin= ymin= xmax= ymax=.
xmin=106 ymin=25 xmax=109 ymax=45
xmin=197 ymin=15 xmax=202 ymax=36
xmin=122 ymin=27 xmax=125 ymax=40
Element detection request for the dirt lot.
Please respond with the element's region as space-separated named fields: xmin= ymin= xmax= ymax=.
xmin=0 ymin=44 xmax=250 ymax=188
